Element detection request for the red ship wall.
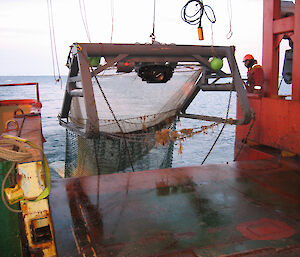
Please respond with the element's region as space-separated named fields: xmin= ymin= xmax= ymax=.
xmin=235 ymin=0 xmax=300 ymax=161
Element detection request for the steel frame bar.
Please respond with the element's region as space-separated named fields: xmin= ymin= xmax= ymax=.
xmin=236 ymin=0 xmax=300 ymax=159
xmin=263 ymin=0 xmax=281 ymax=97
xmin=61 ymin=43 xmax=252 ymax=136
xmin=77 ymin=49 xmax=100 ymax=136
xmin=293 ymin=0 xmax=300 ymax=100
xmin=262 ymin=0 xmax=299 ymax=99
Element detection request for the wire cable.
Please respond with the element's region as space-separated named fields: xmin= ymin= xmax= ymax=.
xmin=92 ymin=73 xmax=135 ymax=172
xmin=150 ymin=0 xmax=156 ymax=43
xmin=233 ymin=114 xmax=256 ymax=161
xmin=46 ymin=0 xmax=61 ymax=84
xmin=201 ymin=87 xmax=233 ymax=165
xmin=78 ymin=0 xmax=91 ymax=42
xmin=77 ymin=49 xmax=135 ymax=172
xmin=226 ymin=0 xmax=233 ymax=39
xmin=181 ymin=0 xmax=216 ymax=27
xmin=110 ymin=0 xmax=114 ymax=43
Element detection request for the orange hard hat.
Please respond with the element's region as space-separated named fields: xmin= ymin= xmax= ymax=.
xmin=243 ymin=54 xmax=254 ymax=62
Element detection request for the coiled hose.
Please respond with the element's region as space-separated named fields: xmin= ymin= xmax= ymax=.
xmin=0 ymin=136 xmax=51 ymax=212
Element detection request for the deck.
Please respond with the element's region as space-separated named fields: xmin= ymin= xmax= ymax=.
xmin=49 ymin=159 xmax=300 ymax=256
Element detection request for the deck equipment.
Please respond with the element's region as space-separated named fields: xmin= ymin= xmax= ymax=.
xmin=59 ymin=43 xmax=252 ymax=138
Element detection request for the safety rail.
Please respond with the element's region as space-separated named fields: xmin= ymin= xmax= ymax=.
xmin=0 ymin=83 xmax=40 ymax=103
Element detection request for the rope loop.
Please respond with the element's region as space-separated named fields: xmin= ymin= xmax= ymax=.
xmin=0 ymin=135 xmax=51 ymax=212
xmin=181 ymin=0 xmax=216 ymax=27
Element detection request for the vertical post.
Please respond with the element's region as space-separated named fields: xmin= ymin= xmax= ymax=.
xmin=61 ymin=56 xmax=79 ymax=118
xmin=292 ymin=0 xmax=300 ymax=100
xmin=36 ymin=83 xmax=40 ymax=102
xmin=226 ymin=47 xmax=252 ymax=124
xmin=262 ymin=0 xmax=281 ymax=97
xmin=77 ymin=48 xmax=100 ymax=137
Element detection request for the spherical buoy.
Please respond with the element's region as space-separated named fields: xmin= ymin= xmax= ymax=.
xmin=210 ymin=57 xmax=223 ymax=70
xmin=88 ymin=57 xmax=100 ymax=67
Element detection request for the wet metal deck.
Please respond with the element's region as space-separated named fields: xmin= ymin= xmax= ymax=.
xmin=49 ymin=159 xmax=300 ymax=256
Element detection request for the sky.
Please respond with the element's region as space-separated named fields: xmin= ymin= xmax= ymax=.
xmin=0 ymin=0 xmax=290 ymax=76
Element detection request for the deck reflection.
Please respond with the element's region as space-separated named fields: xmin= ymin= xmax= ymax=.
xmin=50 ymin=159 xmax=300 ymax=256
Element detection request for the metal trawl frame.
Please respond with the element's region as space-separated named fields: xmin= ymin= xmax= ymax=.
xmin=59 ymin=43 xmax=252 ymax=138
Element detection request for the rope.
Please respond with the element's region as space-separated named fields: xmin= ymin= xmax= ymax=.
xmin=0 ymin=138 xmax=32 ymax=213
xmin=1 ymin=163 xmax=22 ymax=213
xmin=0 ymin=136 xmax=51 ymax=212
xmin=201 ymin=87 xmax=233 ymax=165
xmin=0 ymin=139 xmax=32 ymax=162
xmin=46 ymin=0 xmax=61 ymax=84
xmin=78 ymin=0 xmax=91 ymax=43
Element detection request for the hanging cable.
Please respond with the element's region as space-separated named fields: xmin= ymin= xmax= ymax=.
xmin=150 ymin=0 xmax=156 ymax=43
xmin=76 ymin=48 xmax=135 ymax=171
xmin=210 ymin=23 xmax=218 ymax=57
xmin=226 ymin=0 xmax=233 ymax=39
xmin=233 ymin=114 xmax=256 ymax=161
xmin=278 ymin=76 xmax=284 ymax=91
xmin=201 ymin=87 xmax=233 ymax=165
xmin=181 ymin=0 xmax=216 ymax=40
xmin=46 ymin=0 xmax=61 ymax=84
xmin=92 ymin=73 xmax=135 ymax=172
xmin=110 ymin=0 xmax=114 ymax=43
xmin=78 ymin=0 xmax=91 ymax=42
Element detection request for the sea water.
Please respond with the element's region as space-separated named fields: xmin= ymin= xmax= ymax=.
xmin=0 ymin=75 xmax=291 ymax=179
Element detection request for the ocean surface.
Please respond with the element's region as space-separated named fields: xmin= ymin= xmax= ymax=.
xmin=0 ymin=75 xmax=291 ymax=179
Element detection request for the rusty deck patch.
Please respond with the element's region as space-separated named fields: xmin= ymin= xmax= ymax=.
xmin=49 ymin=159 xmax=300 ymax=256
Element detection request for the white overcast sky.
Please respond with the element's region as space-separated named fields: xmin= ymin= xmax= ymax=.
xmin=0 ymin=0 xmax=290 ymax=76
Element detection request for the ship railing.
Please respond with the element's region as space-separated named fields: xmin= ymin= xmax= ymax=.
xmin=0 ymin=82 xmax=40 ymax=103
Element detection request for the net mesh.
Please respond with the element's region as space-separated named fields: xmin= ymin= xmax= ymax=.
xmin=65 ymin=123 xmax=176 ymax=177
xmin=65 ymin=67 xmax=201 ymax=177
xmin=69 ymin=68 xmax=201 ymax=133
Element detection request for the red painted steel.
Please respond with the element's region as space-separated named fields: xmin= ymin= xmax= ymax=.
xmin=0 ymin=99 xmax=37 ymax=106
xmin=236 ymin=0 xmax=300 ymax=159
xmin=293 ymin=0 xmax=300 ymax=100
xmin=236 ymin=96 xmax=300 ymax=157
xmin=49 ymin=159 xmax=300 ymax=256
xmin=262 ymin=0 xmax=280 ymax=97
xmin=237 ymin=218 xmax=296 ymax=240
xmin=0 ymin=83 xmax=40 ymax=102
xmin=273 ymin=16 xmax=294 ymax=34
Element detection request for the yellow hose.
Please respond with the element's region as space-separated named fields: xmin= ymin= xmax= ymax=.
xmin=0 ymin=135 xmax=51 ymax=212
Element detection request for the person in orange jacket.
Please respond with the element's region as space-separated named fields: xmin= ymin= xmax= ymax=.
xmin=243 ymin=54 xmax=264 ymax=94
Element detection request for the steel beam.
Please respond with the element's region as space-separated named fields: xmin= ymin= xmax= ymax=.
xmin=273 ymin=15 xmax=294 ymax=34
xmin=61 ymin=56 xmax=79 ymax=118
xmin=76 ymin=43 xmax=229 ymax=58
xmin=62 ymin=42 xmax=253 ymax=138
xmin=263 ymin=0 xmax=281 ymax=97
xmin=292 ymin=0 xmax=300 ymax=100
xmin=226 ymin=47 xmax=252 ymax=124
xmin=77 ymin=49 xmax=100 ymax=137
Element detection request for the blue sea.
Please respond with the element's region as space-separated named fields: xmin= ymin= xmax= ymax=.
xmin=0 ymin=75 xmax=291 ymax=179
